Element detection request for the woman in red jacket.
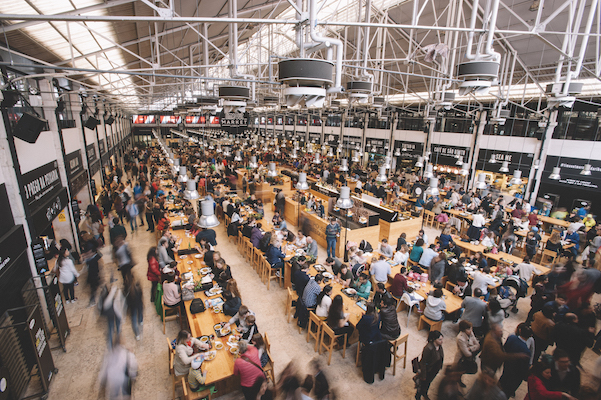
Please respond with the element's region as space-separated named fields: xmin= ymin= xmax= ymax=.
xmin=524 ymin=359 xmax=576 ymax=400
xmin=146 ymin=247 xmax=161 ymax=302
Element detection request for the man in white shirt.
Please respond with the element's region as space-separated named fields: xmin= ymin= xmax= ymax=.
xmin=471 ymin=268 xmax=496 ymax=299
xmin=512 ymin=257 xmax=541 ymax=282
xmin=419 ymin=244 xmax=438 ymax=269
xmin=356 ymin=180 xmax=363 ymax=190
xmin=370 ymin=255 xmax=391 ymax=283
xmin=378 ymin=239 xmax=394 ymax=258
xmin=450 ymin=190 xmax=461 ymax=206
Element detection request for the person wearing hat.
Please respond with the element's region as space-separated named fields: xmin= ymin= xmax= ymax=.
xmin=188 ymin=355 xmax=216 ymax=395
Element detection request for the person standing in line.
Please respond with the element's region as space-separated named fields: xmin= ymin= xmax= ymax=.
xmin=56 ymin=247 xmax=80 ymax=304
xmin=325 ymin=218 xmax=341 ymax=259
xmin=416 ymin=330 xmax=444 ymax=400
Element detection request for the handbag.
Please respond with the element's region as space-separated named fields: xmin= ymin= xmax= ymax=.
xmin=458 ymin=356 xmax=478 ymax=374
xmin=189 ymin=298 xmax=205 ymax=314
xmin=411 ymin=356 xmax=420 ymax=374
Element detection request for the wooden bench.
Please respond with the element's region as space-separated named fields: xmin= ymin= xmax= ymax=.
xmin=417 ymin=314 xmax=443 ymax=332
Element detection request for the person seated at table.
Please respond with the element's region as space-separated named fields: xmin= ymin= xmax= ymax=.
xmin=409 ymin=238 xmax=425 ymax=266
xmin=250 ymin=223 xmax=264 ymax=248
xmin=512 ymin=256 xmax=542 ymax=282
xmin=241 ymin=314 xmax=259 ymax=341
xmin=468 ymin=209 xmax=486 ymax=241
xmin=416 ymin=229 xmax=429 ymax=245
xmin=305 ymin=236 xmax=318 ymax=258
xmin=424 ymin=288 xmax=447 ymax=322
xmin=157 ymin=237 xmax=174 ymax=270
xmin=390 ymin=267 xmax=410 ymax=297
xmin=489 ymin=212 xmax=505 ymax=237
xmin=373 ymin=282 xmax=393 ymax=309
xmin=265 ymin=237 xmax=286 ymax=272
xmin=429 ymin=253 xmax=447 ymax=285
xmin=242 ymin=217 xmax=256 ymax=238
xmin=351 ymin=249 xmax=367 ymax=267
xmin=293 ymin=259 xmax=311 ymax=298
xmin=196 ymin=236 xmax=214 ymax=254
xmin=324 ymin=257 xmax=343 ymax=276
xmin=233 ymin=341 xmax=264 ymax=400
xmin=195 ymin=227 xmax=217 ymax=247
xmin=316 ymin=200 xmax=325 ymax=219
xmin=419 ymin=244 xmax=438 ymax=270
xmin=213 ymin=258 xmax=232 ymax=287
xmin=396 ymin=232 xmax=408 ymax=251
xmin=447 ymin=241 xmax=461 ymax=259
xmin=174 ymin=330 xmax=210 ymax=377
xmin=295 ymin=231 xmax=307 ymax=248
xmin=370 ymin=255 xmax=392 ymax=284
xmin=325 ymin=295 xmax=354 ymax=342
xmin=255 ymin=199 xmax=264 ymax=219
xmin=562 ymin=228 xmax=580 ymax=256
xmin=281 ymin=228 xmax=296 ymax=243
xmin=302 ymin=274 xmax=324 ymax=309
xmin=393 ymin=244 xmax=410 ymax=266
xmin=377 ymin=239 xmax=394 ymax=258
xmin=439 ymin=226 xmax=453 ymax=249
xmin=226 ymin=305 xmax=255 ymax=332
xmin=204 ymin=250 xmax=221 ymax=269
xmin=162 ymin=269 xmax=185 ymax=314
xmin=272 ymin=211 xmax=284 ymax=230
xmin=223 ymin=289 xmax=242 ymax=316
xmin=470 ymin=252 xmax=488 ymax=270
xmin=379 ymin=296 xmax=401 ymax=341
xmin=472 ymin=268 xmax=496 ymax=301
xmin=353 ymin=273 xmax=372 ymax=299
xmin=524 ymin=231 xmax=540 ymax=259
xmin=481 ymin=231 xmax=496 ymax=248
xmin=453 ymin=278 xmax=472 ymax=298
xmin=315 ymin=285 xmax=333 ymax=319
xmin=336 ymin=264 xmax=353 ymax=288
xmin=188 ymin=355 xmax=214 ymax=394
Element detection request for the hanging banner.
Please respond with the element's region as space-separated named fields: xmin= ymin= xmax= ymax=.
xmin=219 ymin=110 xmax=248 ymax=128
xmin=65 ymin=150 xmax=84 ymax=181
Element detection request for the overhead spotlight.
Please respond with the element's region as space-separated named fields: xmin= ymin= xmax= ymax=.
xmin=548 ymin=167 xmax=561 ymax=180
xmin=581 ymin=164 xmax=592 ymax=175
xmin=509 ymin=170 xmax=523 ymax=185
xmin=474 ymin=173 xmax=488 ymax=189
xmin=415 ymin=156 xmax=424 ymax=168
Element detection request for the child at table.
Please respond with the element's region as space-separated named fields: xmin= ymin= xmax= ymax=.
xmin=241 ymin=314 xmax=259 ymax=341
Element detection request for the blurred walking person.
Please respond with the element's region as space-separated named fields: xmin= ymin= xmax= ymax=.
xmin=125 ymin=276 xmax=144 ymax=341
xmin=99 ymin=335 xmax=138 ymax=400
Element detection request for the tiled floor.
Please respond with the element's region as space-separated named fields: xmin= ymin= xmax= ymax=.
xmin=46 ymin=203 xmax=600 ymax=400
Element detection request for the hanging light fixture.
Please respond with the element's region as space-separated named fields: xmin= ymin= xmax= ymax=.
xmin=384 ymin=156 xmax=392 ymax=169
xmin=376 ymin=166 xmax=388 ymax=182
xmin=314 ymin=153 xmax=321 ymax=164
xmin=178 ymin=166 xmax=188 ymax=183
xmin=351 ymin=151 xmax=359 ymax=162
xmin=339 ymin=159 xmax=349 ymax=172
xmin=198 ymin=200 xmax=220 ymax=228
xmin=509 ymin=170 xmax=523 ymax=185
xmin=173 ymin=158 xmax=180 ymax=174
xmin=307 ymin=144 xmax=314 ymax=153
xmin=456 ymin=156 xmax=464 ymax=166
xmin=581 ymin=164 xmax=592 ymax=175
xmin=461 ymin=163 xmax=469 ymax=176
xmin=274 ymin=146 xmax=281 ymax=155
xmin=548 ymin=167 xmax=561 ymax=180
xmin=291 ymin=148 xmax=298 ymax=159
xmin=267 ymin=162 xmax=278 ymax=177
xmin=223 ymin=147 xmax=231 ymax=157
xmin=234 ymin=151 xmax=242 ymax=161
xmin=533 ymin=159 xmax=540 ymax=169
xmin=423 ymin=164 xmax=434 ymax=179
xmin=296 ymin=172 xmax=310 ymax=190
xmin=499 ymin=161 xmax=510 ymax=173
xmin=488 ymin=153 xmax=497 ymax=163
xmin=336 ymin=186 xmax=354 ymax=209
xmin=394 ymin=147 xmax=401 ymax=156
xmin=474 ymin=173 xmax=488 ymax=189
xmin=184 ymin=180 xmax=200 ymax=200
xmin=415 ymin=156 xmax=424 ymax=168
xmin=327 ymin=148 xmax=334 ymax=157
xmin=249 ymin=156 xmax=258 ymax=169
xmin=425 ymin=177 xmax=440 ymax=196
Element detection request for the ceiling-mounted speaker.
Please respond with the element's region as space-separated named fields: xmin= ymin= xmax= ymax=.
xmin=1 ymin=90 xmax=21 ymax=108
xmin=105 ymin=115 xmax=115 ymax=125
xmin=80 ymin=103 xmax=88 ymax=115
xmin=56 ymin=100 xmax=66 ymax=113
xmin=84 ymin=116 xmax=100 ymax=130
xmin=13 ymin=112 xmax=47 ymax=143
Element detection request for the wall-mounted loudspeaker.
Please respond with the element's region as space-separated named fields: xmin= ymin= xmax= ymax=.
xmin=1 ymin=90 xmax=20 ymax=108
xmin=84 ymin=116 xmax=99 ymax=130
xmin=13 ymin=112 xmax=47 ymax=143
xmin=104 ymin=116 xmax=114 ymax=125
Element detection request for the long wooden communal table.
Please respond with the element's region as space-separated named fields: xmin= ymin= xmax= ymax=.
xmin=167 ymin=222 xmax=241 ymax=395
xmin=535 ymin=215 xmax=570 ymax=230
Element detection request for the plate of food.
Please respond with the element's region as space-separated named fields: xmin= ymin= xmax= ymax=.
xmin=203 ymin=350 xmax=217 ymax=361
xmin=195 ymin=254 xmax=203 ymax=259
xmin=344 ymin=288 xmax=357 ymax=295
xmin=229 ymin=346 xmax=239 ymax=355
xmin=200 ymin=267 xmax=212 ymax=275
xmin=214 ymin=341 xmax=224 ymax=350
xmin=179 ymin=255 xmax=188 ymax=259
xmin=213 ymin=306 xmax=221 ymax=314
xmin=213 ymin=323 xmax=223 ymax=331
xmin=323 ymin=272 xmax=333 ymax=279
xmin=220 ymin=325 xmax=231 ymax=335
xmin=228 ymin=334 xmax=240 ymax=344
xmin=314 ymin=264 xmax=325 ymax=272
xmin=187 ymin=260 xmax=194 ymax=264
xmin=199 ymin=336 xmax=210 ymax=343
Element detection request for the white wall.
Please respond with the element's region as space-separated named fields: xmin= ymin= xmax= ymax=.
xmin=14 ymin=131 xmax=58 ymax=174
xmin=62 ymin=127 xmax=82 ymax=154
xmin=547 ymin=139 xmax=601 ymax=159
xmin=478 ymin=135 xmax=539 ymax=154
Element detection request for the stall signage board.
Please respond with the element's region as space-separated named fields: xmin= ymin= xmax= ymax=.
xmin=476 ymin=149 xmax=534 ymax=175
xmin=541 ymin=156 xmax=601 ymax=191
xmin=219 ymin=111 xmax=248 ymax=127
xmin=65 ymin=150 xmax=84 ymax=180
xmin=22 ymin=162 xmax=62 ymax=209
xmin=71 ymin=199 xmax=81 ymax=225
xmin=31 ymin=238 xmax=48 ymax=275
xmin=98 ymin=139 xmax=106 ymax=155
xmin=30 ymin=189 xmax=69 ymax=236
xmin=27 ymin=306 xmax=55 ymax=389
xmin=86 ymin=144 xmax=97 ymax=164
xmin=366 ymin=138 xmax=388 ymax=148
xmin=0 ymin=184 xmax=15 ymax=237
xmin=0 ymin=226 xmax=27 ymax=274
xmin=394 ymin=141 xmax=424 ymax=159
xmin=431 ymin=144 xmax=470 ymax=165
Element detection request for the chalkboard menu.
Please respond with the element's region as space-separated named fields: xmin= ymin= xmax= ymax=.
xmin=31 ymin=239 xmax=49 ymax=275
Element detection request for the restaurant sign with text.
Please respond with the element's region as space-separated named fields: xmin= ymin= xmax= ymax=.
xmin=542 ymin=156 xmax=601 ymax=190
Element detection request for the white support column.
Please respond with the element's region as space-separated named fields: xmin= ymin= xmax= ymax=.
xmin=528 ymin=109 xmax=559 ymax=205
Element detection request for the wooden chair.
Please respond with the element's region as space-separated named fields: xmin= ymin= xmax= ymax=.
xmin=418 ymin=314 xmax=443 ymax=332
xmin=243 ymin=238 xmax=253 ymax=262
xmin=445 ymin=281 xmax=456 ymax=292
xmin=286 ymin=287 xmax=298 ymax=323
xmin=266 ymin=262 xmax=283 ymax=290
xmin=166 ymin=337 xmax=174 ymax=376
xmin=307 ymin=312 xmax=322 ymax=352
xmin=440 ymin=276 xmax=448 ymax=288
xmin=423 ymin=210 xmax=435 ymax=227
xmin=181 ymin=377 xmax=212 ymax=400
xmin=237 ymin=231 xmax=245 ymax=253
xmin=168 ymin=344 xmax=183 ymax=399
xmin=224 ymin=214 xmax=231 ymax=228
xmin=540 ymin=249 xmax=558 ymax=265
xmin=390 ymin=293 xmax=403 ymax=312
xmin=355 ymin=341 xmax=364 ymax=367
xmin=389 ymin=333 xmax=409 ymax=376
xmin=162 ymin=296 xmax=181 ymax=334
xmin=263 ymin=333 xmax=276 ymax=383
xmin=319 ymin=323 xmax=347 ymax=365
xmin=252 ymin=246 xmax=263 ymax=272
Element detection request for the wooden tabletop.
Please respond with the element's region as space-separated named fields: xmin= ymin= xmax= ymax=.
xmin=537 ymin=215 xmax=570 ymax=228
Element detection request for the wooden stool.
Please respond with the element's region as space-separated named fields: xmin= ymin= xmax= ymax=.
xmin=263 ymin=333 xmax=276 ymax=383
xmin=319 ymin=323 xmax=347 ymax=365
xmin=266 ymin=264 xmax=282 ymax=290
xmin=166 ymin=337 xmax=174 ymax=376
xmin=418 ymin=315 xmax=443 ymax=332
xmin=389 ymin=333 xmax=409 ymax=376
xmin=307 ymin=312 xmax=322 ymax=352
xmin=286 ymin=288 xmax=298 ymax=323
xmin=162 ymin=296 xmax=181 ymax=334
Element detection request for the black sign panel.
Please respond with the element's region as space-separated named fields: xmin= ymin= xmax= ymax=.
xmin=0 ymin=184 xmax=15 ymax=237
xmin=476 ymin=149 xmax=534 ymax=176
xmin=31 ymin=238 xmax=49 ymax=275
xmin=0 ymin=225 xmax=27 ymax=274
xmin=22 ymin=162 xmax=63 ymax=209
xmin=30 ymin=188 xmax=69 ymax=236
xmin=431 ymin=144 xmax=470 ymax=165
xmin=27 ymin=306 xmax=56 ymax=389
xmin=69 ymin=169 xmax=89 ymax=195
xmin=89 ymin=160 xmax=101 ymax=177
xmin=366 ymin=138 xmax=388 ymax=148
xmin=308 ymin=132 xmax=321 ymax=143
xmin=541 ymin=156 xmax=601 ymax=191
xmin=285 ymin=130 xmax=294 ymax=139
xmin=325 ymin=133 xmax=339 ymax=145
xmin=65 ymin=150 xmax=84 ymax=180
xmin=98 ymin=139 xmax=106 ymax=155
xmin=343 ymin=136 xmax=362 ymax=148
xmin=86 ymin=144 xmax=98 ymax=164
xmin=219 ymin=111 xmax=248 ymax=127
xmin=394 ymin=140 xmax=424 ymax=159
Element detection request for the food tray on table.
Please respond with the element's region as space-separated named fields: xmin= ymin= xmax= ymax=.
xmin=202 ymin=350 xmax=217 ymax=361
xmin=197 ymin=335 xmax=213 ymax=349
xmin=205 ymin=297 xmax=224 ymax=309
xmin=386 ymin=260 xmax=399 ymax=266
xmin=200 ymin=267 xmax=212 ymax=275
xmin=213 ymin=322 xmax=232 ymax=337
xmin=204 ymin=287 xmax=223 ymax=297
xmin=342 ymin=288 xmax=357 ymax=299
xmin=313 ymin=264 xmax=326 ymax=273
